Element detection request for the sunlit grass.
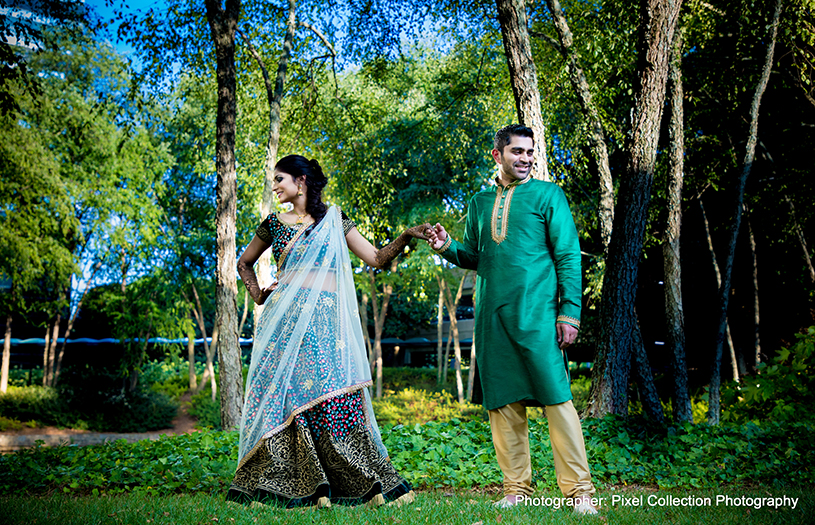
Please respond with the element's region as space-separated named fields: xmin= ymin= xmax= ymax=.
xmin=2 ymin=488 xmax=811 ymax=525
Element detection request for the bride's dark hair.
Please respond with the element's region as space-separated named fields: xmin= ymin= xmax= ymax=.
xmin=275 ymin=155 xmax=328 ymax=228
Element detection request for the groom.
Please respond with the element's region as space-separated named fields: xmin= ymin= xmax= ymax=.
xmin=426 ymin=124 xmax=597 ymax=515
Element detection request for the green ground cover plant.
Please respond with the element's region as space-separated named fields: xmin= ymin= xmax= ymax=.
xmin=1 ymin=416 xmax=811 ymax=498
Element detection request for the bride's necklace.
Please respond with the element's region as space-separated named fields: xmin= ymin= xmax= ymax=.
xmin=295 ymin=211 xmax=309 ymax=224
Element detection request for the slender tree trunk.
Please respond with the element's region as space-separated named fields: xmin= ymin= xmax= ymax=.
xmin=585 ymin=0 xmax=682 ymax=419
xmin=55 ymin=263 xmax=100 ymax=384
xmin=242 ymin=0 xmax=297 ymax=323
xmin=784 ymin=194 xmax=815 ymax=284
xmin=663 ymin=30 xmax=692 ymax=423
xmin=496 ymin=0 xmax=549 ymax=180
xmin=210 ymin=326 xmax=220 ymax=401
xmin=699 ymin=200 xmax=738 ymax=380
xmin=442 ymin=273 xmax=467 ymax=403
xmin=443 ymin=329 xmax=452 ymax=379
xmin=746 ymin=212 xmax=761 ymax=370
xmin=238 ymin=289 xmax=249 ymax=338
xmin=435 ymin=278 xmax=444 ymax=384
xmin=187 ymin=320 xmax=198 ymax=390
xmin=632 ymin=317 xmax=664 ymax=422
xmin=43 ymin=315 xmax=60 ymax=387
xmin=42 ymin=321 xmax=51 ymax=387
xmin=1 ymin=314 xmax=11 ymax=393
xmin=190 ymin=283 xmax=214 ymax=394
xmin=360 ymin=292 xmax=373 ymax=363
xmin=369 ymin=264 xmax=396 ymax=398
xmin=466 ymin=339 xmax=477 ymax=403
xmin=543 ymin=0 xmax=613 ymax=249
xmin=206 ymin=0 xmax=243 ymax=431
xmin=709 ymin=0 xmax=782 ymax=425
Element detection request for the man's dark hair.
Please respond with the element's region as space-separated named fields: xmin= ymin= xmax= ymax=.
xmin=493 ymin=124 xmax=534 ymax=151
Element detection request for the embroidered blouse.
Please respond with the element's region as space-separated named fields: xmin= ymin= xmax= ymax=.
xmin=256 ymin=210 xmax=356 ymax=264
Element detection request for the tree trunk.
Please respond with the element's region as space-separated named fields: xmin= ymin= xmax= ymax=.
xmin=55 ymin=263 xmax=100 ymax=385
xmin=663 ymin=30 xmax=692 ymax=423
xmin=784 ymin=194 xmax=815 ymax=284
xmin=708 ymin=0 xmax=782 ymax=425
xmin=585 ymin=0 xmax=682 ymax=419
xmin=745 ymin=212 xmax=761 ymax=370
xmin=699 ymin=200 xmax=738 ymax=381
xmin=543 ymin=0 xmax=613 ymax=250
xmin=187 ymin=320 xmax=198 ymax=390
xmin=442 ymin=275 xmax=467 ymax=404
xmin=242 ymin=0 xmax=297 ymax=321
xmin=210 ymin=326 xmax=220 ymax=401
xmin=360 ymin=292 xmax=373 ymax=363
xmin=495 ymin=0 xmax=549 ymax=181
xmin=42 ymin=321 xmax=51 ymax=387
xmin=435 ymin=279 xmax=444 ymax=384
xmin=1 ymin=314 xmax=11 ymax=393
xmin=369 ymin=264 xmax=396 ymax=398
xmin=466 ymin=339 xmax=477 ymax=403
xmin=632 ymin=317 xmax=664 ymax=422
xmin=206 ymin=0 xmax=243 ymax=431
xmin=190 ymin=282 xmax=214 ymax=394
xmin=238 ymin=288 xmax=249 ymax=338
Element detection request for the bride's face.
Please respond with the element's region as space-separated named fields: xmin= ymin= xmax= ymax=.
xmin=272 ymin=170 xmax=303 ymax=204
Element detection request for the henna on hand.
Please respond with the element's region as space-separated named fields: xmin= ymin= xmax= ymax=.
xmin=238 ymin=260 xmax=267 ymax=305
xmin=374 ymin=223 xmax=431 ymax=269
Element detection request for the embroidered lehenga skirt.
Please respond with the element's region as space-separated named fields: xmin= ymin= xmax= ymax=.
xmin=226 ymin=287 xmax=412 ymax=507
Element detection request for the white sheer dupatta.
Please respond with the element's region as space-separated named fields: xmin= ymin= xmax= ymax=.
xmin=237 ymin=206 xmax=384 ymax=470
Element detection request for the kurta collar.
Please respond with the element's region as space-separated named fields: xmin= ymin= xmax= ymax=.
xmin=494 ymin=175 xmax=533 ymax=189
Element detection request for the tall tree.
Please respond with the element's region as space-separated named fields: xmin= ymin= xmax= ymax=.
xmin=663 ymin=29 xmax=692 ymax=422
xmin=496 ymin=0 xmax=550 ymax=180
xmin=541 ymin=0 xmax=614 ymax=250
xmin=205 ymin=0 xmax=243 ymax=430
xmin=586 ymin=0 xmax=682 ymax=419
xmin=708 ymin=0 xmax=783 ymax=425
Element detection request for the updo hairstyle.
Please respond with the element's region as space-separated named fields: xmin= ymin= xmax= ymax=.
xmin=275 ymin=154 xmax=329 ymax=227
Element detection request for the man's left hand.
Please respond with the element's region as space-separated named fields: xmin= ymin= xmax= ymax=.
xmin=557 ymin=323 xmax=578 ymax=349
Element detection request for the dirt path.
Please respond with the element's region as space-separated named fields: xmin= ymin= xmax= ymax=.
xmin=0 ymin=391 xmax=201 ymax=452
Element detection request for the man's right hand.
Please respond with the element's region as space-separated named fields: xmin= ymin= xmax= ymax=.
xmin=426 ymin=223 xmax=448 ymax=250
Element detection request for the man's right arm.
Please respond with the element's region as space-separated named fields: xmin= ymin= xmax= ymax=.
xmin=428 ymin=203 xmax=479 ymax=270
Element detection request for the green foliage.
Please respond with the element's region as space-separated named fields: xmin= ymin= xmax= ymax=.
xmin=721 ymin=327 xmax=815 ymax=424
xmin=1 ymin=415 xmax=813 ymax=496
xmin=0 ymin=371 xmax=177 ymax=433
xmin=372 ymin=388 xmax=484 ymax=426
xmin=188 ymin=389 xmax=222 ymax=431
xmin=0 ymin=431 xmax=237 ymax=496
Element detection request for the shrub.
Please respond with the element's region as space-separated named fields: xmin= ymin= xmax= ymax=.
xmin=721 ymin=326 xmax=815 ymax=424
xmin=188 ymin=389 xmax=222 ymax=430
xmin=372 ymin=388 xmax=485 ymax=426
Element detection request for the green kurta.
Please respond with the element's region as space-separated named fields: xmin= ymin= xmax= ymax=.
xmin=437 ymin=177 xmax=581 ymax=410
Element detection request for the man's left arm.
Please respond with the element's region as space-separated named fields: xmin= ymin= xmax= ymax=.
xmin=546 ymin=187 xmax=582 ymax=348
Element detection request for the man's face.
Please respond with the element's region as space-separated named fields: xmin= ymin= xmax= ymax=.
xmin=492 ymin=135 xmax=534 ymax=182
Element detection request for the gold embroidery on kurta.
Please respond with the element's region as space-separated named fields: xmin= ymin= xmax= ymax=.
xmin=490 ymin=176 xmax=532 ymax=245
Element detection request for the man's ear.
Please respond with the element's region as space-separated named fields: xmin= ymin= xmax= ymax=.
xmin=491 ymin=148 xmax=502 ymax=165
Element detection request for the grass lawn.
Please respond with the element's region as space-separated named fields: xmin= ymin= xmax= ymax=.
xmin=1 ymin=488 xmax=811 ymax=525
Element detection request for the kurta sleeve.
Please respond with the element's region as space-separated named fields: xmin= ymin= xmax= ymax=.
xmin=435 ymin=197 xmax=479 ymax=270
xmin=546 ymin=187 xmax=582 ymax=329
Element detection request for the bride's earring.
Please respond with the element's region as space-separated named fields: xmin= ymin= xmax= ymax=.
xmin=297 ymin=185 xmax=303 ymax=196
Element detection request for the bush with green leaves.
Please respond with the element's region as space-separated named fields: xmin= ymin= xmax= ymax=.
xmin=721 ymin=326 xmax=815 ymax=424
xmin=0 ymin=364 xmax=178 ymax=432
xmin=1 ymin=415 xmax=812 ymax=497
xmin=188 ymin=388 xmax=222 ymax=430
xmin=372 ymin=388 xmax=485 ymax=426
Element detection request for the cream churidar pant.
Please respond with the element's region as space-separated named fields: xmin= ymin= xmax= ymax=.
xmin=488 ymin=400 xmax=595 ymax=498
